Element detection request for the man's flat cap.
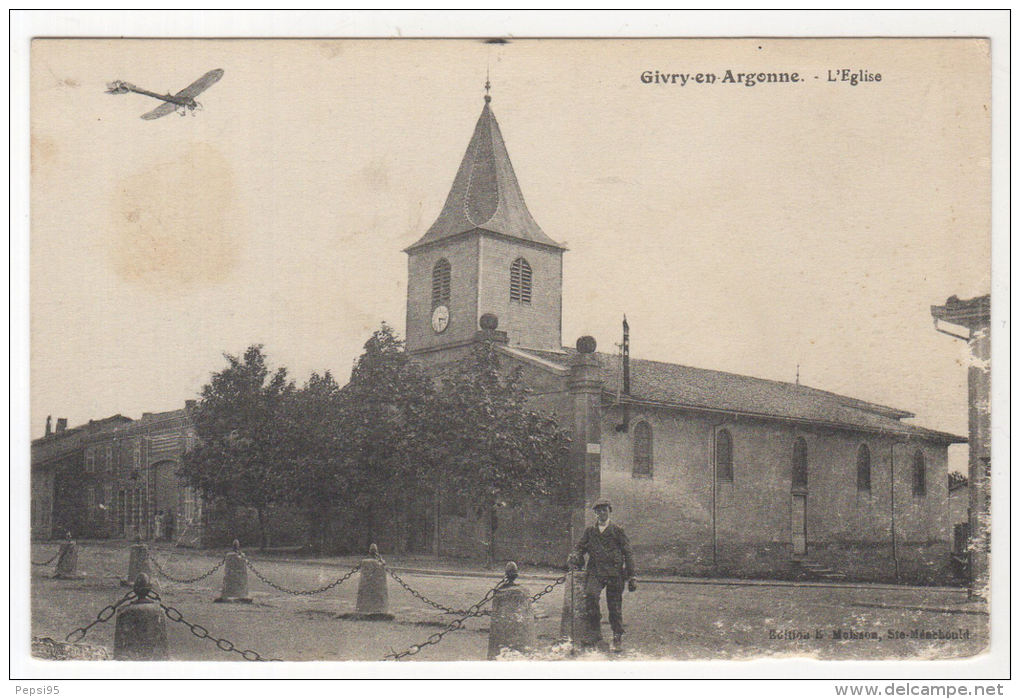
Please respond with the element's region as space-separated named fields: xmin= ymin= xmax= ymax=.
xmin=591 ymin=498 xmax=612 ymax=511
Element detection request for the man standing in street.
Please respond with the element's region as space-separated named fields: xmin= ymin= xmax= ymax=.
xmin=569 ymin=498 xmax=637 ymax=652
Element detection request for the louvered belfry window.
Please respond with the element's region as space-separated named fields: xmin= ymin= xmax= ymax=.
xmin=510 ymin=257 xmax=532 ymax=304
xmin=432 ymin=258 xmax=451 ymax=309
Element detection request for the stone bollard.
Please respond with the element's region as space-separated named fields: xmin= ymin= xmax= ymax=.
xmin=53 ymin=539 xmax=85 ymax=580
xmin=121 ymin=542 xmax=160 ymax=593
xmin=121 ymin=541 xmax=153 ymax=587
xmin=350 ymin=543 xmax=392 ymax=620
xmin=114 ymin=574 xmax=169 ymax=661
xmin=560 ymin=568 xmax=599 ymax=647
xmin=215 ymin=540 xmax=252 ymax=603
xmin=487 ymin=562 xmax=536 ymax=659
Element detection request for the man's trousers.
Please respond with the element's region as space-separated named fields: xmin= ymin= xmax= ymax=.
xmin=583 ymin=574 xmax=624 ymax=638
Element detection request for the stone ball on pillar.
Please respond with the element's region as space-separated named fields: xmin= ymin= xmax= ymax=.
xmin=504 ymin=561 xmax=519 ymax=585
xmin=576 ymin=336 xmax=597 ymax=354
xmin=479 ymin=313 xmax=499 ymax=330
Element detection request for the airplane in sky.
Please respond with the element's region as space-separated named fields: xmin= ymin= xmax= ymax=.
xmin=106 ymin=68 xmax=224 ymax=120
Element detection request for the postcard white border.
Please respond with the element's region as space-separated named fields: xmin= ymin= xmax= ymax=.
xmin=8 ymin=10 xmax=1011 ymax=686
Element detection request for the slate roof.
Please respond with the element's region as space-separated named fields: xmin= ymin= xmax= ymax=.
xmin=405 ymin=99 xmax=565 ymax=252
xmin=521 ymin=347 xmax=965 ymax=444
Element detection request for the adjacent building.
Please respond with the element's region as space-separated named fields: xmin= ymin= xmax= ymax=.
xmin=31 ymin=404 xmax=203 ymax=545
xmin=31 ymin=414 xmax=132 ymax=540
xmin=932 ymin=294 xmax=991 ymax=595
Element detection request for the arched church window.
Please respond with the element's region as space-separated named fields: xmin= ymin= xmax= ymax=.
xmin=432 ymin=258 xmax=451 ymax=309
xmin=912 ymin=449 xmax=926 ymax=496
xmin=856 ymin=444 xmax=871 ymax=492
xmin=510 ymin=257 xmax=532 ymax=304
xmin=633 ymin=421 xmax=653 ymax=478
xmin=792 ymin=437 xmax=808 ymax=490
xmin=716 ymin=429 xmax=734 ymax=483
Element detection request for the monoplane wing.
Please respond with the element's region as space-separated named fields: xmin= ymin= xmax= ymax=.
xmin=140 ymin=102 xmax=179 ymax=120
xmin=175 ymin=68 xmax=224 ymax=99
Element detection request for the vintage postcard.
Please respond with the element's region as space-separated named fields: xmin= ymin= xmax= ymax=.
xmin=16 ymin=21 xmax=1005 ymax=682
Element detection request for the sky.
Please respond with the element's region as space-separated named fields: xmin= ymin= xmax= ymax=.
xmin=30 ymin=39 xmax=989 ymax=471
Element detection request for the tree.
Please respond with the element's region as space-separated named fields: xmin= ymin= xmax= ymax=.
xmin=433 ymin=341 xmax=571 ymax=567
xmin=279 ymin=371 xmax=347 ymax=554
xmin=338 ymin=323 xmax=434 ymax=553
xmin=180 ymin=345 xmax=294 ymax=550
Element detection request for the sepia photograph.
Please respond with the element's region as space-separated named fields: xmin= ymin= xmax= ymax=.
xmin=12 ymin=12 xmax=1006 ymax=684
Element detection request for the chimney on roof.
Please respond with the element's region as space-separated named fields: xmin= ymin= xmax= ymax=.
xmin=56 ymin=418 xmax=68 ymax=434
xmin=185 ymin=399 xmax=197 ymax=412
xmin=142 ymin=412 xmax=153 ymax=420
xmin=45 ymin=415 xmax=52 ymax=437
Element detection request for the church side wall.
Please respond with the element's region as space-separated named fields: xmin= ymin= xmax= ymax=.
xmin=599 ymin=406 xmax=953 ymax=583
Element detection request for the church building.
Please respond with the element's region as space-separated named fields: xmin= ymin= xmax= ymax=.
xmin=405 ymin=92 xmax=964 ymax=584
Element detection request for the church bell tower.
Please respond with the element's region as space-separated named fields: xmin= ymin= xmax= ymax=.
xmin=404 ymin=90 xmax=566 ymax=359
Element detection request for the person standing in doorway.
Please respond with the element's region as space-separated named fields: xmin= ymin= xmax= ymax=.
xmin=569 ymin=498 xmax=637 ymax=652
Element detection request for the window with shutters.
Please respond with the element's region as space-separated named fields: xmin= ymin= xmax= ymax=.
xmin=432 ymin=258 xmax=451 ymax=309
xmin=633 ymin=421 xmax=653 ymax=478
xmin=85 ymin=447 xmax=95 ymax=473
xmin=912 ymin=449 xmax=926 ymax=496
xmin=857 ymin=444 xmax=872 ymax=492
xmin=792 ymin=437 xmax=808 ymax=491
xmin=716 ymin=429 xmax=734 ymax=483
xmin=510 ymin=257 xmax=532 ymax=304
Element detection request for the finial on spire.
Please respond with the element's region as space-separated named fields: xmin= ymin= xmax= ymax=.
xmin=484 ymin=67 xmax=491 ymax=103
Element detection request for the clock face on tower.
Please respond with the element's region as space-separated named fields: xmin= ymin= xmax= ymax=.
xmin=431 ymin=305 xmax=450 ymax=334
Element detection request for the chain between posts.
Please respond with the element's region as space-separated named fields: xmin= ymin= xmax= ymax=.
xmin=149 ymin=552 xmax=227 ymax=584
xmin=64 ymin=591 xmax=137 ymax=643
xmin=374 ymin=553 xmax=490 ymax=617
xmin=241 ymin=553 xmax=361 ymax=596
xmin=144 ymin=589 xmax=281 ymax=662
xmin=528 ymin=573 xmax=568 ymax=604
xmin=385 ymin=575 xmax=509 ymax=661
xmin=31 ymin=550 xmax=62 ymax=567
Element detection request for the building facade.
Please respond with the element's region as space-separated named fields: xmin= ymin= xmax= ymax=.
xmin=405 ymin=94 xmax=965 ymax=583
xmin=83 ymin=404 xmax=204 ymax=545
xmin=31 ymin=404 xmax=204 ymax=544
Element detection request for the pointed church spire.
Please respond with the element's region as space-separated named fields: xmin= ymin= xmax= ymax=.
xmin=405 ymin=92 xmax=565 ymax=252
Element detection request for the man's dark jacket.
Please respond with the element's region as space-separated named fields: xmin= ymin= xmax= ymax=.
xmin=572 ymin=523 xmax=636 ymax=579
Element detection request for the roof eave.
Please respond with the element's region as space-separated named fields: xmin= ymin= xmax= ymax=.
xmin=603 ymin=393 xmax=967 ymax=444
xmin=404 ymin=227 xmax=567 ymax=255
